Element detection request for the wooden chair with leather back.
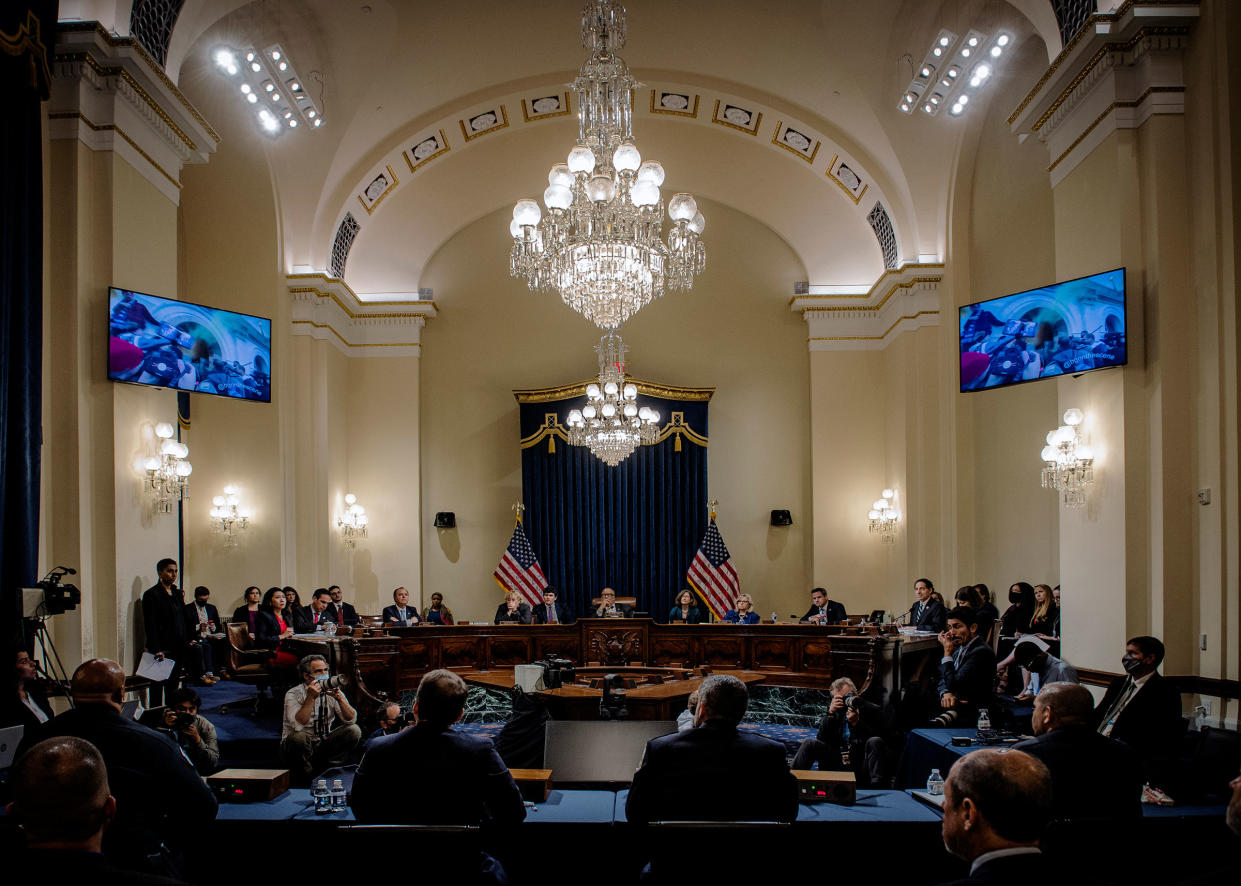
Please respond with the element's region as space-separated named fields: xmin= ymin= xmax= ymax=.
xmin=219 ymin=622 xmax=276 ymax=716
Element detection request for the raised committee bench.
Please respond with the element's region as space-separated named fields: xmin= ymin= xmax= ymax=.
xmin=287 ymin=620 xmax=942 ymax=721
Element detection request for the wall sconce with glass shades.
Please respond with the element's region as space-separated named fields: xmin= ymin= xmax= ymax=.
xmin=868 ymin=489 xmax=900 ymax=542
xmin=338 ymin=493 xmax=369 ymax=547
xmin=144 ymin=422 xmax=191 ymax=513
xmin=1040 ymin=408 xmax=1094 ymax=508
xmin=209 ymin=486 xmax=250 ymax=547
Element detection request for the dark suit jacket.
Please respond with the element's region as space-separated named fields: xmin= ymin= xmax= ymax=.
xmin=937 ymin=635 xmax=996 ymax=716
xmin=668 ymin=605 xmax=705 ymax=624
xmin=814 ymin=697 xmax=884 ymax=752
xmin=800 ymin=600 xmax=847 ymax=623
xmin=142 ymin=583 xmax=187 ymax=655
xmin=1092 ymin=672 xmax=1183 ymax=784
xmin=353 ymin=723 xmax=526 ymax=824
xmin=254 ymin=609 xmax=291 ymax=649
xmin=1012 ymin=725 xmax=1143 ymax=820
xmin=934 ymin=851 xmax=1049 ymax=885
xmin=589 ymin=603 xmax=634 ymax=618
xmin=182 ymin=601 xmax=220 ymax=635
xmin=912 ymin=598 xmax=947 ymax=632
xmin=531 ymin=601 xmax=573 ymax=624
xmin=625 ymin=720 xmax=798 ymax=825
xmin=16 ymin=704 xmax=217 ymax=871
xmin=494 ymin=602 xmax=532 ymax=624
xmin=381 ymin=604 xmax=420 ymax=625
xmin=301 ymin=604 xmax=337 ymax=632
xmin=327 ymin=600 xmax=360 ymax=625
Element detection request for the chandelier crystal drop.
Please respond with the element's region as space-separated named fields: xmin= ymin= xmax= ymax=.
xmin=509 ymin=0 xmax=706 ymax=330
xmin=566 ymin=333 xmax=661 ymax=466
xmin=1040 ymin=408 xmax=1095 ymax=508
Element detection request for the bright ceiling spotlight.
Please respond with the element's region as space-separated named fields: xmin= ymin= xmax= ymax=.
xmin=997 ymin=33 xmax=1010 ymax=46
xmin=213 ymin=48 xmax=237 ymax=74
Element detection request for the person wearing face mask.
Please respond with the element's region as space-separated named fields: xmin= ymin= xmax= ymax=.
xmin=1092 ymin=635 xmax=1184 ymax=790
xmin=280 ymin=654 xmax=361 ymax=777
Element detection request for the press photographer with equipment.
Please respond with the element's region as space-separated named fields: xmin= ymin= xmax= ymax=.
xmin=790 ymin=677 xmax=890 ymax=787
xmin=160 ymin=686 xmax=219 ymax=774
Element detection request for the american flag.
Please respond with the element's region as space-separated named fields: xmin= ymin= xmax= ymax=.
xmin=493 ymin=520 xmax=548 ymax=608
xmin=687 ymin=518 xmax=739 ymax=620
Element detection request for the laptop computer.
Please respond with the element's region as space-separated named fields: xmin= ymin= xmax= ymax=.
xmin=0 ymin=725 xmax=25 ymax=769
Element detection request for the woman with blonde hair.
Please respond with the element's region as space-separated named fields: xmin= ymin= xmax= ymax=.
xmin=724 ymin=593 xmax=759 ymax=624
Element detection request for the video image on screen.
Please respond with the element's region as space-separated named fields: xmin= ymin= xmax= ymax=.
xmin=108 ymin=288 xmax=272 ymax=403
xmin=959 ymin=268 xmax=1126 ymax=393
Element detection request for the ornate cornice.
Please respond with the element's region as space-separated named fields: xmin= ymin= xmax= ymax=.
xmin=288 ymin=273 xmax=436 ymax=357
xmin=791 ymin=262 xmax=942 ymax=352
xmin=513 ymin=379 xmax=714 ymax=404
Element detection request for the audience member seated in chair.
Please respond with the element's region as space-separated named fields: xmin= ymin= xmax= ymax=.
xmin=800 ymin=586 xmax=847 ymax=624
xmin=934 ymin=748 xmax=1053 ymax=885
xmin=591 ymin=587 xmax=633 ymax=618
xmin=365 ymin=701 xmax=406 ymax=747
xmin=931 ymin=606 xmax=996 ymax=727
xmin=158 ymin=687 xmax=220 ymax=775
xmin=1011 ymin=637 xmax=1078 ymax=701
xmin=625 ymin=673 xmax=798 ymax=825
xmin=494 ymin=591 xmax=532 ymax=624
xmin=279 ymin=654 xmax=361 ymax=778
xmin=326 ymin=584 xmax=360 ymax=626
xmin=1012 ymin=682 xmax=1142 ymax=821
xmin=1092 ymin=635 xmax=1185 ymax=791
xmin=667 ymin=588 xmax=705 ymax=623
xmin=382 ymin=586 xmax=420 ymax=626
xmin=15 ymin=648 xmax=53 ymax=730
xmin=790 ymin=677 xmax=889 ymax=787
xmin=9 ymin=736 xmax=186 ymax=886
xmin=181 ymin=585 xmax=220 ymax=685
xmin=231 ymin=585 xmax=263 ymax=637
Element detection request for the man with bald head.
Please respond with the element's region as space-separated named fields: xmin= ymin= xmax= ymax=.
xmin=16 ymin=658 xmax=217 ymax=877
xmin=8 ymin=736 xmax=182 ymax=884
xmin=1012 ymin=681 xmax=1143 ymax=820
xmin=935 ymin=748 xmax=1053 ymax=885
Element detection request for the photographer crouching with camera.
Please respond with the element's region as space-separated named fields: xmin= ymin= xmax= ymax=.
xmin=160 ymin=686 xmax=219 ymax=775
xmin=791 ymin=677 xmax=890 ymax=787
xmin=279 ymin=654 xmax=361 ymax=778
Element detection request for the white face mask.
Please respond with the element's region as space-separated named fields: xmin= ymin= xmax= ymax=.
xmin=314 ymin=673 xmax=329 ymax=684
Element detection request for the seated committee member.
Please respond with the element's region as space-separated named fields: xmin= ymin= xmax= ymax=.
xmin=592 ymin=587 xmax=633 ymax=618
xmin=933 ymin=606 xmax=996 ymax=726
xmin=382 ymin=586 xmax=421 ymax=625
xmin=16 ymin=658 xmax=218 ymax=877
xmin=1093 ymin=635 xmax=1184 ymax=788
xmin=724 ymin=593 xmax=760 ymax=624
xmin=9 ymin=736 xmax=187 ymax=886
xmin=910 ymin=577 xmax=947 ymax=632
xmin=283 ymin=586 xmax=312 ymax=633
xmin=800 ymin=586 xmax=847 ymax=624
xmin=1012 ymin=636 xmax=1078 ymax=700
xmin=668 ymin=588 xmax=704 ymax=623
xmin=791 ymin=676 xmax=888 ymax=787
xmin=231 ymin=585 xmax=263 ymax=637
xmin=326 ymin=584 xmax=360 ymax=626
xmin=424 ymin=591 xmax=454 ymax=624
xmin=626 ymin=674 xmax=798 ymax=825
xmin=280 ymin=654 xmax=362 ymax=777
xmin=255 ymin=587 xmax=299 ymax=668
xmin=1012 ymin=682 xmax=1142 ymax=820
xmin=532 ymin=586 xmax=573 ymax=624
xmin=494 ymin=591 xmax=532 ymax=624
xmin=935 ymin=749 xmax=1053 ymax=885
xmin=159 ymin=686 xmax=220 ymax=775
xmin=304 ymin=587 xmax=338 ymax=631
xmin=353 ymin=669 xmax=524 ymax=883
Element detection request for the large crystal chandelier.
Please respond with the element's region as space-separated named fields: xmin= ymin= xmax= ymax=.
xmin=566 ymin=333 xmax=661 ymax=466
xmin=509 ymin=0 xmax=706 ymax=330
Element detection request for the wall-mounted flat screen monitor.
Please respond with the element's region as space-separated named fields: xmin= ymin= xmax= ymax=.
xmin=108 ymin=287 xmax=272 ymax=403
xmin=959 ymin=268 xmax=1127 ymax=393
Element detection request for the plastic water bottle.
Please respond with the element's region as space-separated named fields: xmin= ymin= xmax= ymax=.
xmin=313 ymin=779 xmax=331 ymax=815
xmin=770 ymin=611 xmax=778 ymax=624
xmin=330 ymin=778 xmax=347 ymax=812
xmin=977 ymin=708 xmax=991 ymax=731
xmin=325 ymin=620 xmax=337 ymax=638
xmin=926 ymin=768 xmax=944 ymax=796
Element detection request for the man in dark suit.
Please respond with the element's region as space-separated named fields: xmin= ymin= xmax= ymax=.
xmin=181 ymin=585 xmax=220 ymax=685
xmin=933 ymin=606 xmax=996 ymax=726
xmin=799 ymin=586 xmax=847 ymax=624
xmin=141 ymin=557 xmax=189 ymax=703
xmin=911 ymin=577 xmax=947 ymax=632
xmin=589 ymin=587 xmax=633 ymax=618
xmin=303 ymin=587 xmax=337 ymax=631
xmin=1092 ymin=635 xmax=1183 ymax=788
xmin=381 ymin=586 xmax=420 ymax=625
xmin=1012 ymin=681 xmax=1142 ymax=819
xmin=326 ymin=584 xmax=360 ymax=626
xmin=353 ymin=669 xmax=523 ymax=882
xmin=16 ymin=659 xmax=218 ymax=878
xmin=935 ymin=748 xmax=1053 ymax=885
xmin=790 ymin=676 xmax=889 ymax=786
xmin=531 ymin=586 xmax=573 ymax=624
xmin=625 ymin=673 xmax=798 ymax=825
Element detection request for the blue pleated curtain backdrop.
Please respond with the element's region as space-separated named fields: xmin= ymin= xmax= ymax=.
xmin=516 ymin=382 xmax=711 ymax=619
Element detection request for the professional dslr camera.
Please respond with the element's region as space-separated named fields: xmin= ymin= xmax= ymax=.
xmin=537 ymin=656 xmax=575 ymax=689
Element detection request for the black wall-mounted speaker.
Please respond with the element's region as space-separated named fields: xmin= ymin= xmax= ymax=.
xmin=433 ymin=512 xmax=456 ymax=528
xmin=770 ymin=509 xmax=793 ymax=526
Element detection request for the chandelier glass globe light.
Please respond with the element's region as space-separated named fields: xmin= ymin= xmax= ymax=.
xmin=1040 ymin=408 xmax=1095 ymax=508
xmin=509 ymin=0 xmax=706 ymax=330
xmin=566 ymin=333 xmax=661 ymax=466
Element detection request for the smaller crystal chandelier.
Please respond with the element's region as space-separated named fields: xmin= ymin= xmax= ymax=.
xmin=566 ymin=332 xmax=661 ymax=466
xmin=338 ymin=493 xmax=369 ymax=547
xmin=143 ymin=422 xmax=191 ymax=513
xmin=868 ymin=489 xmax=899 ymax=543
xmin=1040 ymin=408 xmax=1095 ymax=508
xmin=209 ymin=486 xmax=250 ymax=547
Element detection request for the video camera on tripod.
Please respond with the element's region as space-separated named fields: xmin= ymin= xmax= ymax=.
xmin=22 ymin=566 xmax=82 ymax=616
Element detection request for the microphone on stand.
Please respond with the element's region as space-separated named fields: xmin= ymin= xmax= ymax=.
xmin=892 ymin=604 xmax=915 ymax=624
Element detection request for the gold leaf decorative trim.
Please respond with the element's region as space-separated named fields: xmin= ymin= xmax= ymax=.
xmin=520 ymin=413 xmax=570 ymax=449
xmin=48 ymin=111 xmax=182 ymax=190
xmin=357 ymin=164 xmax=399 ymax=216
xmin=770 ymin=121 xmax=820 ymax=164
xmin=711 ymin=99 xmax=762 ymax=135
xmin=1046 ymin=85 xmax=1185 ymax=173
xmin=650 ymin=90 xmax=699 ymax=117
xmin=808 ymin=310 xmax=940 ymax=341
xmin=513 ymin=377 xmax=714 ymax=403
xmin=521 ymin=93 xmax=572 ymax=122
xmin=655 ymin=412 xmax=708 ymax=448
xmin=1 ymin=10 xmax=52 ymax=94
xmin=404 ymin=130 xmax=451 ymax=174
xmin=459 ymin=105 xmax=510 ymax=142
xmin=825 ymin=155 xmax=869 ymax=206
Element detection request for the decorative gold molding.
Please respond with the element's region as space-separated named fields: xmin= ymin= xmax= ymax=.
xmin=711 ymin=99 xmax=762 ymax=135
xmin=824 ymin=155 xmax=869 ymax=206
xmin=655 ymin=412 xmax=708 ymax=448
xmin=770 ymin=121 xmax=820 ymax=164
xmin=650 ymin=90 xmax=699 ymax=117
xmin=1046 ymin=85 xmax=1186 ymax=173
xmin=1 ymin=10 xmax=52 ymax=94
xmin=358 ymin=164 xmax=399 ymax=216
xmin=48 ymin=110 xmax=182 ymax=190
xmin=459 ymin=105 xmax=510 ymax=142
xmin=520 ymin=414 xmax=570 ymax=449
xmin=404 ymin=130 xmax=451 ymax=174
xmin=808 ymin=310 xmax=940 ymax=342
xmin=513 ymin=377 xmax=714 ymax=403
xmin=518 ymin=410 xmax=708 ymax=450
xmin=521 ymin=93 xmax=572 ymax=122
